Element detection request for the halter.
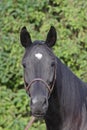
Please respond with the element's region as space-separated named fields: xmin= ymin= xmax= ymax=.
xmin=24 ymin=63 xmax=56 ymax=96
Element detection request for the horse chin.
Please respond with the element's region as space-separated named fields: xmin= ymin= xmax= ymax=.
xmin=32 ymin=113 xmax=45 ymax=119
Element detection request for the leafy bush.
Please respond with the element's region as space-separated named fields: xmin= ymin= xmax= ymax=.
xmin=0 ymin=0 xmax=87 ymax=130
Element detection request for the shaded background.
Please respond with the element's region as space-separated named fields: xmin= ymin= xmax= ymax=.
xmin=0 ymin=0 xmax=87 ymax=130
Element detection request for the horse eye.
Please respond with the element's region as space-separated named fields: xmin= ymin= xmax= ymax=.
xmin=51 ymin=62 xmax=55 ymax=67
xmin=22 ymin=63 xmax=26 ymax=68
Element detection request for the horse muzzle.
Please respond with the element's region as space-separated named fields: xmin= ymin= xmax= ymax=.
xmin=30 ymin=96 xmax=48 ymax=118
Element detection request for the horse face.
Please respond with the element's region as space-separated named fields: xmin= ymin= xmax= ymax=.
xmin=20 ymin=26 xmax=57 ymax=118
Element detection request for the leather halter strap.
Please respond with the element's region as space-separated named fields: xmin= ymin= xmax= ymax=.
xmin=24 ymin=65 xmax=56 ymax=96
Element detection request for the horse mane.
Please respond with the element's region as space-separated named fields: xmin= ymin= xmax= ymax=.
xmin=56 ymin=57 xmax=87 ymax=120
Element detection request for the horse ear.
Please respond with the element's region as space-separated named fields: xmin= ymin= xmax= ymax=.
xmin=20 ymin=26 xmax=32 ymax=48
xmin=45 ymin=26 xmax=57 ymax=47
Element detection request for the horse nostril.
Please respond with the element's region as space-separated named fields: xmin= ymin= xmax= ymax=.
xmin=43 ymin=98 xmax=47 ymax=106
xmin=43 ymin=98 xmax=48 ymax=109
xmin=31 ymin=97 xmax=38 ymax=105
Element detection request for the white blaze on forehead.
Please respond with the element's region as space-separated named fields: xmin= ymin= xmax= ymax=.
xmin=35 ymin=53 xmax=43 ymax=60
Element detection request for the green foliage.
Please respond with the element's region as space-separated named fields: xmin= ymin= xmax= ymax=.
xmin=0 ymin=0 xmax=87 ymax=129
xmin=0 ymin=86 xmax=29 ymax=130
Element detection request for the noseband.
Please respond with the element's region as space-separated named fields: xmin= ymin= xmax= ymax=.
xmin=24 ymin=65 xmax=56 ymax=96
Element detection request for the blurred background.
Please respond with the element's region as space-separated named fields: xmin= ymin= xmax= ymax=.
xmin=0 ymin=0 xmax=87 ymax=130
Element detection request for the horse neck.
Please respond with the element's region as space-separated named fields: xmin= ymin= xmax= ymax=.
xmin=56 ymin=58 xmax=85 ymax=119
xmin=45 ymin=58 xmax=87 ymax=130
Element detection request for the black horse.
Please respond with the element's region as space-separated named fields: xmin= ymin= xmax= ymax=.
xmin=20 ymin=26 xmax=87 ymax=130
